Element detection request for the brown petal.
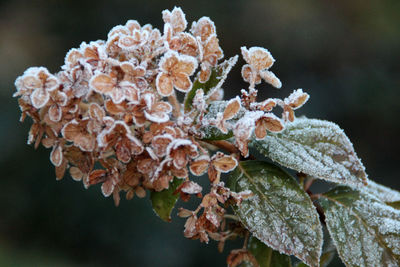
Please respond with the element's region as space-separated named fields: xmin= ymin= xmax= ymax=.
xmin=62 ymin=121 xmax=81 ymax=141
xmin=135 ymin=186 xmax=146 ymax=198
xmin=55 ymin=159 xmax=68 ymax=180
xmin=90 ymin=74 xmax=115 ymax=94
xmin=116 ymin=140 xmax=131 ymax=163
xmin=241 ymin=65 xmax=252 ymax=84
xmin=212 ymin=156 xmax=238 ymax=173
xmin=50 ymin=145 xmax=63 ymax=167
xmin=263 ymin=114 xmax=284 ymax=132
xmin=105 ymin=99 xmax=126 ymax=115
xmin=172 ymin=58 xmax=197 ymax=76
xmin=89 ymin=169 xmax=107 ymax=185
xmin=247 ymin=47 xmax=275 ymax=70
xmin=223 ymin=97 xmax=241 ymax=121
xmin=191 ymin=17 xmax=216 ymax=42
xmin=156 ymin=73 xmax=174 ymax=96
xmin=30 ymin=88 xmax=50 ymax=109
xmin=48 ymin=104 xmax=62 ymax=122
xmin=254 ymin=119 xmax=267 ymax=140
xmin=89 ymin=103 xmax=106 ymax=120
xmin=189 ymin=157 xmax=210 ymax=176
xmin=173 ymin=73 xmax=192 ymax=92
xmin=259 ymin=70 xmax=282 ymax=88
xmin=69 ymin=166 xmax=83 ymax=181
xmin=101 ymin=179 xmax=115 ymax=197
xmin=198 ymin=67 xmax=211 ymax=83
xmin=152 ymin=135 xmax=173 ymax=157
xmin=259 ymin=99 xmax=276 ymax=111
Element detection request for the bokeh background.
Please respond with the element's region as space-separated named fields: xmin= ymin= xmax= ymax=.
xmin=0 ymin=0 xmax=399 ymax=266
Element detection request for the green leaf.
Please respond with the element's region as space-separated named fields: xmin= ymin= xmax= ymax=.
xmin=184 ymin=55 xmax=237 ymax=112
xmin=150 ymin=178 xmax=183 ymax=222
xmin=201 ymin=126 xmax=234 ymax=141
xmin=228 ymin=161 xmax=323 ymax=267
xmin=243 ymin=237 xmax=292 ymax=267
xmin=251 ymin=118 xmax=367 ymax=187
xmin=319 ymin=186 xmax=400 ymax=266
xmin=356 ymin=179 xmax=400 ymax=203
xmin=387 ymin=201 xmax=400 ymax=209
xmin=295 ymin=227 xmax=336 ymax=267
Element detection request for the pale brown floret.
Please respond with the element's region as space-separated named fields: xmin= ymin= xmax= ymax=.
xmin=62 ymin=119 xmax=96 ymax=152
xmin=254 ymin=113 xmax=285 ymax=140
xmin=98 ymin=121 xmax=144 ymax=163
xmin=198 ymin=34 xmax=223 ymax=83
xmin=14 ymin=67 xmax=60 ymax=109
xmin=90 ymin=70 xmax=140 ymax=104
xmin=156 ymin=51 xmax=198 ymax=96
xmin=191 ymin=17 xmax=216 ymax=42
xmin=241 ymin=46 xmax=281 ymax=89
xmin=280 ymin=89 xmax=310 ymax=122
xmin=166 ymin=139 xmax=199 ymax=170
xmin=162 ymin=7 xmax=187 ymax=34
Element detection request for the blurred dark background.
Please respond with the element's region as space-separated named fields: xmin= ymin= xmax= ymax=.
xmin=0 ymin=0 xmax=399 ymax=266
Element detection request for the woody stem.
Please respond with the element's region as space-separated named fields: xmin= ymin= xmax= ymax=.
xmin=204 ymin=140 xmax=240 ymax=156
xmin=168 ymin=92 xmax=182 ymax=118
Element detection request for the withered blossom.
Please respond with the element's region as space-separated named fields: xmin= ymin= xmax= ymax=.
xmin=156 ymin=51 xmax=198 ymax=96
xmin=241 ymin=46 xmax=281 ymax=89
xmin=13 ymin=7 xmax=312 ymax=265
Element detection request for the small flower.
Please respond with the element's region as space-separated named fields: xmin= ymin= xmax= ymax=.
xmin=14 ymin=67 xmax=59 ymax=109
xmin=280 ymin=89 xmax=309 ymax=122
xmin=191 ymin=17 xmax=216 ymax=43
xmin=162 ymin=7 xmax=187 ymax=34
xmin=156 ymin=51 xmax=198 ymax=96
xmin=241 ymin=46 xmax=281 ymax=88
xmin=90 ymin=69 xmax=139 ymax=104
xmin=215 ymin=96 xmax=241 ymax=134
xmin=254 ymin=113 xmax=284 ymax=140
xmin=120 ymin=62 xmax=148 ymax=91
xmin=62 ymin=119 xmax=96 ymax=152
xmin=197 ymin=34 xmax=223 ymax=83
xmin=166 ymin=139 xmax=199 ymax=169
xmin=98 ymin=121 xmax=144 ymax=163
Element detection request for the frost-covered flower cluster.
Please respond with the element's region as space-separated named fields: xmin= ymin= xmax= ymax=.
xmin=13 ymin=7 xmax=322 ymax=266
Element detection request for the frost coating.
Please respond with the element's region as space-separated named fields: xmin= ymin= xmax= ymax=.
xmin=228 ymin=161 xmax=323 ymax=267
xmin=356 ymin=179 xmax=400 ymax=203
xmin=320 ymin=186 xmax=400 ymax=266
xmin=252 ymin=118 xmax=367 ymax=186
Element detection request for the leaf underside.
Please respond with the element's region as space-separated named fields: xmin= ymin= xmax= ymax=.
xmin=150 ymin=178 xmax=183 ymax=222
xmin=319 ymin=186 xmax=400 ymax=267
xmin=228 ymin=160 xmax=322 ymax=267
xmin=251 ymin=118 xmax=367 ymax=187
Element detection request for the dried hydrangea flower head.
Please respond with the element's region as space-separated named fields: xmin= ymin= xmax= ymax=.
xmin=15 ymin=6 xmax=390 ymax=267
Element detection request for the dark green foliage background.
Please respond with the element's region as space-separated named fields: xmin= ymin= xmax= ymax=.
xmin=0 ymin=0 xmax=399 ymax=266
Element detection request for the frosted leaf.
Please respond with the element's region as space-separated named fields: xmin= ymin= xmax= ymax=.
xmin=319 ymin=186 xmax=400 ymax=266
xmin=355 ymin=179 xmax=400 ymax=203
xmin=242 ymin=236 xmax=292 ymax=267
xmin=251 ymin=118 xmax=367 ymax=187
xmin=228 ymin=160 xmax=322 ymax=267
xmin=150 ymin=177 xmax=184 ymax=222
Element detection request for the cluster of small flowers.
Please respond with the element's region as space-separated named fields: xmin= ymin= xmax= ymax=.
xmin=13 ymin=6 xmax=309 ymax=252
